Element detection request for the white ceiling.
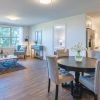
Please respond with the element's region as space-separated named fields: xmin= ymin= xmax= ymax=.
xmin=0 ymin=0 xmax=100 ymax=25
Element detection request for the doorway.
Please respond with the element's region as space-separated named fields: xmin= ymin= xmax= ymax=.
xmin=54 ymin=25 xmax=65 ymax=52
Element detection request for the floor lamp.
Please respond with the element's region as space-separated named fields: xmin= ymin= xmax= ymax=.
xmin=25 ymin=38 xmax=29 ymax=56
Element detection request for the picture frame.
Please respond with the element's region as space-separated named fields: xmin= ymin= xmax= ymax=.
xmin=34 ymin=31 xmax=42 ymax=45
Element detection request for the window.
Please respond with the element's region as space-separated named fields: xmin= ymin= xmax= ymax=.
xmin=0 ymin=26 xmax=23 ymax=48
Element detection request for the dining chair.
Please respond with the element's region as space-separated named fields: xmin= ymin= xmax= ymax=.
xmin=56 ymin=48 xmax=69 ymax=58
xmin=56 ymin=48 xmax=69 ymax=72
xmin=82 ymin=50 xmax=100 ymax=76
xmin=79 ymin=60 xmax=100 ymax=100
xmin=46 ymin=55 xmax=74 ymax=100
xmin=91 ymin=50 xmax=100 ymax=59
xmin=87 ymin=50 xmax=100 ymax=76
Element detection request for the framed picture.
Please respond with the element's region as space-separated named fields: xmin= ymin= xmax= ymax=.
xmin=34 ymin=31 xmax=42 ymax=44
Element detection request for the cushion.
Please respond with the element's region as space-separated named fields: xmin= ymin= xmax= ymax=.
xmin=86 ymin=72 xmax=95 ymax=76
xmin=16 ymin=45 xmax=21 ymax=51
xmin=19 ymin=47 xmax=26 ymax=51
xmin=59 ymin=68 xmax=69 ymax=75
xmin=58 ymin=73 xmax=74 ymax=84
xmin=79 ymin=75 xmax=94 ymax=92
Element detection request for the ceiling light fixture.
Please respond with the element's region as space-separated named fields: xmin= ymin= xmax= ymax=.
xmin=6 ymin=16 xmax=20 ymax=21
xmin=40 ymin=0 xmax=52 ymax=4
xmin=55 ymin=26 xmax=65 ymax=29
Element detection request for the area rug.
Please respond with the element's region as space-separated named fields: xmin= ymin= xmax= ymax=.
xmin=0 ymin=63 xmax=26 ymax=75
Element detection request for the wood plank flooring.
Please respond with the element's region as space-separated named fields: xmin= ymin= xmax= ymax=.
xmin=0 ymin=58 xmax=94 ymax=100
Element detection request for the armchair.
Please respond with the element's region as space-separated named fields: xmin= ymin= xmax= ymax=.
xmin=14 ymin=45 xmax=27 ymax=59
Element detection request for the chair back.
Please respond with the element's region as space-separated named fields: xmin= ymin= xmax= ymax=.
xmin=16 ymin=45 xmax=27 ymax=51
xmin=91 ymin=51 xmax=100 ymax=59
xmin=94 ymin=60 xmax=100 ymax=96
xmin=46 ymin=55 xmax=58 ymax=84
xmin=56 ymin=48 xmax=69 ymax=57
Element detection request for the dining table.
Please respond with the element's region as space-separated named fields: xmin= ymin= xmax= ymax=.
xmin=57 ymin=56 xmax=96 ymax=97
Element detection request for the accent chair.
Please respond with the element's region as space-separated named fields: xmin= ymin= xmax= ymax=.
xmin=14 ymin=45 xmax=27 ymax=59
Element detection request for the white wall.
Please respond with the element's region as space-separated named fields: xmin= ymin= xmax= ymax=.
xmin=31 ymin=14 xmax=86 ymax=58
xmin=66 ymin=15 xmax=86 ymax=56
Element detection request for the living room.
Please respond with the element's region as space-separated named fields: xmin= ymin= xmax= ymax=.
xmin=0 ymin=0 xmax=100 ymax=100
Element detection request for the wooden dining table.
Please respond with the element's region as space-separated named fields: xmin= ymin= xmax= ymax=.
xmin=57 ymin=56 xmax=96 ymax=97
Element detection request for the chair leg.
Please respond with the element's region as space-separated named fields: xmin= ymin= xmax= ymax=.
xmin=48 ymin=78 xmax=51 ymax=93
xmin=94 ymin=94 xmax=97 ymax=100
xmin=55 ymin=85 xmax=59 ymax=100
xmin=70 ymin=81 xmax=73 ymax=96
xmin=81 ymin=72 xmax=84 ymax=76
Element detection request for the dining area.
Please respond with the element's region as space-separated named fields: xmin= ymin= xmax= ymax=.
xmin=46 ymin=48 xmax=100 ymax=100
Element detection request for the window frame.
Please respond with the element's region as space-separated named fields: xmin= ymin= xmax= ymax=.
xmin=0 ymin=26 xmax=23 ymax=48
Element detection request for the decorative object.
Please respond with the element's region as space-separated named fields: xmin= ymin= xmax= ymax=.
xmin=33 ymin=31 xmax=42 ymax=45
xmin=71 ymin=42 xmax=86 ymax=62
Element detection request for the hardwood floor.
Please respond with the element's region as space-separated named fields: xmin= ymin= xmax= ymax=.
xmin=0 ymin=58 xmax=93 ymax=100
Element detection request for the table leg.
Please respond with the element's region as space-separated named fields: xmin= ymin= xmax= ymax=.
xmin=73 ymin=71 xmax=81 ymax=98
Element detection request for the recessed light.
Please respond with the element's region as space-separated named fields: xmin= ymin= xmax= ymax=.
xmin=55 ymin=26 xmax=65 ymax=29
xmin=6 ymin=16 xmax=20 ymax=20
xmin=40 ymin=0 xmax=52 ymax=4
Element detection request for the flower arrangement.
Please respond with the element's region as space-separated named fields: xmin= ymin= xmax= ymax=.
xmin=71 ymin=42 xmax=86 ymax=62
xmin=71 ymin=42 xmax=86 ymax=53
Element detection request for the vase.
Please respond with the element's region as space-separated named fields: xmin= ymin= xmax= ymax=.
xmin=75 ymin=51 xmax=83 ymax=62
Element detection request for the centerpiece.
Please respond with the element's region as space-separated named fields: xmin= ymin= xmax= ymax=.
xmin=71 ymin=42 xmax=86 ymax=62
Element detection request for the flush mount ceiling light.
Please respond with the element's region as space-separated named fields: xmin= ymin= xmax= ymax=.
xmin=55 ymin=25 xmax=65 ymax=29
xmin=40 ymin=0 xmax=52 ymax=4
xmin=6 ymin=16 xmax=20 ymax=20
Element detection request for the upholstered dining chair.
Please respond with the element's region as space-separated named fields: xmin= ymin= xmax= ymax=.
xmin=56 ymin=48 xmax=69 ymax=58
xmin=91 ymin=50 xmax=100 ymax=59
xmin=82 ymin=50 xmax=100 ymax=76
xmin=56 ymin=48 xmax=69 ymax=74
xmin=46 ymin=55 xmax=74 ymax=100
xmin=79 ymin=60 xmax=100 ymax=100
xmin=86 ymin=50 xmax=100 ymax=76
